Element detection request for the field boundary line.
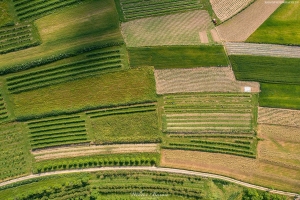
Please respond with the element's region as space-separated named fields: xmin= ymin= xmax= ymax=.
xmin=0 ymin=167 xmax=299 ymax=197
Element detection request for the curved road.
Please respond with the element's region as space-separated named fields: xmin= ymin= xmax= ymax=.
xmin=0 ymin=167 xmax=299 ymax=197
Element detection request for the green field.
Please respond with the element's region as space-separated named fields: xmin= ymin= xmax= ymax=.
xmin=129 ymin=46 xmax=228 ymax=69
xmin=230 ymin=55 xmax=300 ymax=84
xmin=0 ymin=0 xmax=15 ymax=27
xmin=0 ymin=170 xmax=288 ymax=200
xmin=259 ymin=83 xmax=300 ymax=110
xmin=247 ymin=1 xmax=300 ymax=45
xmin=11 ymin=67 xmax=157 ymax=119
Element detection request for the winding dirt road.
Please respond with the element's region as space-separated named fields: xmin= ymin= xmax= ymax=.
xmin=0 ymin=167 xmax=299 ymax=197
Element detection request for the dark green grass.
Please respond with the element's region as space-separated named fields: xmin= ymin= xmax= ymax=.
xmin=259 ymin=83 xmax=300 ymax=110
xmin=230 ymin=55 xmax=300 ymax=84
xmin=128 ymin=46 xmax=228 ymax=69
xmin=247 ymin=1 xmax=300 ymax=45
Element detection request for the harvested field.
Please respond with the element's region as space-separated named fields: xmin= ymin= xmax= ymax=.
xmin=32 ymin=143 xmax=159 ymax=161
xmin=121 ymin=10 xmax=214 ymax=47
xmin=216 ymin=0 xmax=282 ymax=42
xmin=199 ymin=31 xmax=209 ymax=44
xmin=210 ymin=0 xmax=253 ymax=21
xmin=226 ymin=42 xmax=300 ymax=58
xmin=210 ymin=28 xmax=221 ymax=43
xmin=258 ymin=107 xmax=300 ymax=127
xmin=154 ymin=67 xmax=260 ymax=94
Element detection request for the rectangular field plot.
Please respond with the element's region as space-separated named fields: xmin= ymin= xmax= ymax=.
xmin=115 ymin=0 xmax=204 ymax=21
xmin=87 ymin=102 xmax=161 ymax=144
xmin=0 ymin=23 xmax=40 ymax=54
xmin=6 ymin=44 xmax=127 ymax=94
xmin=27 ymin=115 xmax=89 ymax=150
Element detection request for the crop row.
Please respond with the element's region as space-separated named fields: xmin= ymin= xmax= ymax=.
xmin=27 ymin=115 xmax=81 ymax=126
xmin=190 ymin=140 xmax=251 ymax=149
xmin=31 ymin=136 xmax=89 ymax=150
xmin=0 ymin=24 xmax=31 ymax=35
xmin=0 ymin=95 xmax=8 ymax=123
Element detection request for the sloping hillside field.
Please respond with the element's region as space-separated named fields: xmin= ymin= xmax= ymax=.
xmin=0 ymin=0 xmax=299 ymax=199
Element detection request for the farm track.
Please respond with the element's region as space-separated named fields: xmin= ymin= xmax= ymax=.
xmin=258 ymin=107 xmax=300 ymax=127
xmin=154 ymin=67 xmax=260 ymax=94
xmin=216 ymin=0 xmax=282 ymax=41
xmin=210 ymin=0 xmax=253 ymax=21
xmin=32 ymin=143 xmax=159 ymax=161
xmin=121 ymin=10 xmax=214 ymax=46
xmin=0 ymin=167 xmax=298 ymax=197
xmin=226 ymin=42 xmax=300 ymax=58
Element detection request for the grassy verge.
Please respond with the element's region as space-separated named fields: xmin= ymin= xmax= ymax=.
xmin=230 ymin=55 xmax=300 ymax=84
xmin=247 ymin=1 xmax=300 ymax=45
xmin=128 ymin=46 xmax=228 ymax=69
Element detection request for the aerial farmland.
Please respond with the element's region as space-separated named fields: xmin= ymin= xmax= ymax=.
xmin=0 ymin=0 xmax=299 ymax=199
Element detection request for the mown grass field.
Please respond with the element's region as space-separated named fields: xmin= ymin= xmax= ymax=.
xmin=129 ymin=46 xmax=228 ymax=69
xmin=247 ymin=0 xmax=300 ymax=45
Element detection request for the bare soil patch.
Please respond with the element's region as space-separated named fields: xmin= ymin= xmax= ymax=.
xmin=199 ymin=31 xmax=209 ymax=43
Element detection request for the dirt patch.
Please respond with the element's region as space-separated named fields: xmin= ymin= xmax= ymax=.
xmin=216 ymin=0 xmax=282 ymax=41
xmin=199 ymin=31 xmax=209 ymax=43
xmin=210 ymin=28 xmax=221 ymax=43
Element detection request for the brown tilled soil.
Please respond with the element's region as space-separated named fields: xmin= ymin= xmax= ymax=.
xmin=216 ymin=0 xmax=282 ymax=41
xmin=210 ymin=28 xmax=221 ymax=43
xmin=199 ymin=31 xmax=209 ymax=43
xmin=33 ymin=144 xmax=159 ymax=161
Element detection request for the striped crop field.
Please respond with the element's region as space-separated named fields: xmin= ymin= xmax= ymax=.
xmin=210 ymin=0 xmax=253 ymax=21
xmin=0 ymin=23 xmax=40 ymax=54
xmin=121 ymin=10 xmax=214 ymax=46
xmin=115 ymin=0 xmax=204 ymax=21
xmin=27 ymin=115 xmax=89 ymax=150
xmin=6 ymin=44 xmax=127 ymax=94
xmin=13 ymin=0 xmax=87 ymax=21
xmin=162 ymin=93 xmax=258 ymax=134
xmin=87 ymin=102 xmax=161 ymax=144
xmin=0 ymin=92 xmax=9 ymax=123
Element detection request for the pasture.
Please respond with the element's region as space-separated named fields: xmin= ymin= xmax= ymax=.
xmin=247 ymin=1 xmax=300 ymax=45
xmin=129 ymin=46 xmax=228 ymax=69
xmin=0 ymin=0 xmax=15 ymax=27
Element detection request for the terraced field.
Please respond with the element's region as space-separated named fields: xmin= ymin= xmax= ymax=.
xmin=115 ymin=0 xmax=204 ymax=21
xmin=226 ymin=42 xmax=300 ymax=58
xmin=154 ymin=67 xmax=260 ymax=94
xmin=210 ymin=0 xmax=253 ymax=21
xmin=27 ymin=115 xmax=89 ymax=150
xmin=0 ymin=23 xmax=40 ymax=54
xmin=6 ymin=44 xmax=127 ymax=94
xmin=258 ymin=107 xmax=300 ymax=127
xmin=121 ymin=10 xmax=214 ymax=46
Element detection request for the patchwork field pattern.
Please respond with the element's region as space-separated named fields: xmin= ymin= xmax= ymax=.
xmin=258 ymin=107 xmax=300 ymax=127
xmin=121 ymin=10 xmax=214 ymax=46
xmin=27 ymin=115 xmax=89 ymax=150
xmin=0 ymin=23 xmax=40 ymax=54
xmin=6 ymin=44 xmax=127 ymax=94
xmin=210 ymin=0 xmax=253 ymax=21
xmin=226 ymin=42 xmax=300 ymax=58
xmin=217 ymin=0 xmax=282 ymax=41
xmin=115 ymin=0 xmax=203 ymax=21
xmin=32 ymin=143 xmax=159 ymax=161
xmin=154 ymin=67 xmax=260 ymax=94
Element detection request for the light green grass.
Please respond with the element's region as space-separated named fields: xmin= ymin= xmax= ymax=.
xmin=129 ymin=46 xmax=228 ymax=69
xmin=0 ymin=0 xmax=15 ymax=27
xmin=11 ymin=67 xmax=157 ymax=119
xmin=90 ymin=111 xmax=161 ymax=144
xmin=230 ymin=55 xmax=300 ymax=84
xmin=259 ymin=83 xmax=300 ymax=110
xmin=247 ymin=0 xmax=300 ymax=45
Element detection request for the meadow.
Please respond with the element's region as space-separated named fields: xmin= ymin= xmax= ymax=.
xmin=247 ymin=1 xmax=300 ymax=45
xmin=129 ymin=46 xmax=228 ymax=69
xmin=0 ymin=0 xmax=14 ymax=27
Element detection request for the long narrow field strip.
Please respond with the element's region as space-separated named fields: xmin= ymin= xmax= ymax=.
xmin=226 ymin=42 xmax=300 ymax=58
xmin=0 ymin=123 xmax=32 ymax=182
xmin=121 ymin=10 xmax=214 ymax=46
xmin=154 ymin=67 xmax=260 ymax=94
xmin=13 ymin=0 xmax=87 ymax=21
xmin=32 ymin=143 xmax=159 ymax=161
xmin=115 ymin=0 xmax=203 ymax=21
xmin=0 ymin=23 xmax=40 ymax=54
xmin=258 ymin=107 xmax=300 ymax=127
xmin=162 ymin=93 xmax=258 ymax=134
xmin=86 ymin=102 xmax=156 ymax=118
xmin=6 ymin=45 xmax=126 ymax=94
xmin=0 ymin=93 xmax=9 ymax=123
xmin=210 ymin=0 xmax=253 ymax=21
xmin=216 ymin=0 xmax=282 ymax=41
xmin=27 ymin=115 xmax=89 ymax=149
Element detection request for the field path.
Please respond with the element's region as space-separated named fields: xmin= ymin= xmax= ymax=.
xmin=226 ymin=42 xmax=300 ymax=58
xmin=216 ymin=0 xmax=282 ymax=41
xmin=0 ymin=167 xmax=298 ymax=197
